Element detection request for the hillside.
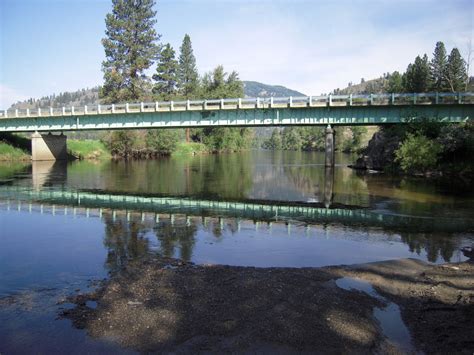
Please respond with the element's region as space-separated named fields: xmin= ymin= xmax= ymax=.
xmin=332 ymin=75 xmax=474 ymax=95
xmin=332 ymin=76 xmax=389 ymax=95
xmin=9 ymin=81 xmax=305 ymax=110
xmin=243 ymin=81 xmax=305 ymax=97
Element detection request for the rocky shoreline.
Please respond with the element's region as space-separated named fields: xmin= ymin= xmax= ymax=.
xmin=60 ymin=257 xmax=474 ymax=354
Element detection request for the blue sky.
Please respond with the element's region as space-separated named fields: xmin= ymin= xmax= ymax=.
xmin=0 ymin=0 xmax=472 ymax=108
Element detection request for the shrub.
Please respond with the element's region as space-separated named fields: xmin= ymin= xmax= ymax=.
xmin=395 ymin=133 xmax=442 ymax=173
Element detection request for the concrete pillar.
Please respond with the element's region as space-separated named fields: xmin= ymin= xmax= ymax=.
xmin=325 ymin=125 xmax=335 ymax=167
xmin=31 ymin=132 xmax=67 ymax=161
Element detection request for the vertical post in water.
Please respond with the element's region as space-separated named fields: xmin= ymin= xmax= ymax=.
xmin=325 ymin=124 xmax=335 ymax=167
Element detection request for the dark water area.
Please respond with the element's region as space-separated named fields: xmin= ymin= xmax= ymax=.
xmin=1 ymin=150 xmax=473 ymax=352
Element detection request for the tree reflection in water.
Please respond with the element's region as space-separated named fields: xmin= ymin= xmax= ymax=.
xmin=99 ymin=209 xmax=467 ymax=269
xmin=400 ymin=232 xmax=458 ymax=263
xmin=103 ymin=214 xmax=151 ymax=271
xmin=154 ymin=216 xmax=197 ymax=261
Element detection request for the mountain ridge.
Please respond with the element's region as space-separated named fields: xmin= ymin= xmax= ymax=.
xmin=9 ymin=81 xmax=306 ymax=110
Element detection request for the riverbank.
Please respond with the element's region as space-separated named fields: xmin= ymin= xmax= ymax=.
xmin=0 ymin=142 xmax=30 ymax=161
xmin=61 ymin=257 xmax=474 ymax=354
xmin=67 ymin=139 xmax=110 ymax=160
xmin=0 ymin=137 xmax=210 ymax=161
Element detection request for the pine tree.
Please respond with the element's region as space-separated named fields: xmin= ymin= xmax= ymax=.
xmin=152 ymin=43 xmax=179 ymax=99
xmin=430 ymin=41 xmax=448 ymax=92
xmin=445 ymin=48 xmax=468 ymax=92
xmin=100 ymin=0 xmax=160 ymax=103
xmin=387 ymin=71 xmax=403 ymax=93
xmin=403 ymin=54 xmax=430 ymax=92
xmin=178 ymin=34 xmax=199 ymax=98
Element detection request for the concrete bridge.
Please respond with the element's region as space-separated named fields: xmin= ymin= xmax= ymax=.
xmin=1 ymin=92 xmax=472 ymax=162
xmin=0 ymin=186 xmax=472 ymax=233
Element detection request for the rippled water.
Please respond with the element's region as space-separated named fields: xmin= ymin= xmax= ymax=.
xmin=0 ymin=150 xmax=473 ymax=352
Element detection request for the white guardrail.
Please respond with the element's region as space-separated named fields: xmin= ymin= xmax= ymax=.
xmin=1 ymin=92 xmax=473 ymax=119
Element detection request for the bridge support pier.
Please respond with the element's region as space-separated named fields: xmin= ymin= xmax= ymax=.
xmin=31 ymin=132 xmax=67 ymax=161
xmin=325 ymin=125 xmax=335 ymax=167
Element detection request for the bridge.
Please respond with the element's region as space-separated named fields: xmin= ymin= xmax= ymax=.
xmin=0 ymin=186 xmax=472 ymax=233
xmin=1 ymin=92 xmax=472 ymax=162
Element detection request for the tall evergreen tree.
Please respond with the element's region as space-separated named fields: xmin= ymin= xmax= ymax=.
xmin=403 ymin=54 xmax=431 ymax=92
xmin=178 ymin=34 xmax=199 ymax=98
xmin=100 ymin=0 xmax=160 ymax=103
xmin=430 ymin=41 xmax=448 ymax=92
xmin=152 ymin=43 xmax=179 ymax=99
xmin=387 ymin=71 xmax=404 ymax=93
xmin=445 ymin=48 xmax=468 ymax=92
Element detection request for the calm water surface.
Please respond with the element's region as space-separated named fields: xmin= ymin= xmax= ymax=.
xmin=1 ymin=150 xmax=473 ymax=352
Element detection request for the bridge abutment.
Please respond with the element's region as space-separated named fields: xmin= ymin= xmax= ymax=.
xmin=31 ymin=132 xmax=67 ymax=161
xmin=325 ymin=125 xmax=335 ymax=167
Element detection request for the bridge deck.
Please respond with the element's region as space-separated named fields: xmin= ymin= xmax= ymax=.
xmin=1 ymin=93 xmax=473 ymax=132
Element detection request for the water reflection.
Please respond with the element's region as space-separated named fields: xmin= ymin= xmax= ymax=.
xmin=86 ymin=210 xmax=469 ymax=266
xmin=0 ymin=150 xmax=473 ymax=268
xmin=103 ymin=215 xmax=150 ymax=271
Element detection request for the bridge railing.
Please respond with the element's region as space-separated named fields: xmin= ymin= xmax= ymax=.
xmin=1 ymin=92 xmax=473 ymax=119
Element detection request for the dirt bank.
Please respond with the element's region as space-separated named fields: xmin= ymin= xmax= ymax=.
xmin=61 ymin=258 xmax=474 ymax=354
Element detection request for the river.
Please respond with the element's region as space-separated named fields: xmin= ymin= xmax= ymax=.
xmin=0 ymin=150 xmax=473 ymax=352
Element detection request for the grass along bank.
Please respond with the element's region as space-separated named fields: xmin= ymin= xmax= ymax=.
xmin=172 ymin=142 xmax=209 ymax=156
xmin=0 ymin=142 xmax=30 ymax=161
xmin=68 ymin=139 xmax=111 ymax=160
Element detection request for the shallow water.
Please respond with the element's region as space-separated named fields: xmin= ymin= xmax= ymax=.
xmin=336 ymin=277 xmax=414 ymax=353
xmin=0 ymin=150 xmax=473 ymax=352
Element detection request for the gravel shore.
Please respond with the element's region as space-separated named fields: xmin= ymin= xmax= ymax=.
xmin=61 ymin=257 xmax=474 ymax=354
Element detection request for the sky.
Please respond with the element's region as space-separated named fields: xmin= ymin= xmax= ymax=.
xmin=0 ymin=0 xmax=473 ymax=109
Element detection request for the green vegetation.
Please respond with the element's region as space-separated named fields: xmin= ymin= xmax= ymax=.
xmin=100 ymin=0 xmax=160 ymax=103
xmin=98 ymin=1 xmax=251 ymax=158
xmin=178 ymin=34 xmax=199 ymax=98
xmin=262 ymin=126 xmax=367 ymax=153
xmin=153 ymin=43 xmax=179 ymax=100
xmin=0 ymin=142 xmax=30 ymax=161
xmin=395 ymin=134 xmax=442 ymax=173
xmin=68 ymin=139 xmax=110 ymax=160
xmin=172 ymin=142 xmax=209 ymax=156
xmin=0 ymin=133 xmax=30 ymax=161
xmin=146 ymin=129 xmax=180 ymax=155
xmin=349 ymin=41 xmax=473 ymax=176
xmin=334 ymin=41 xmax=471 ymax=95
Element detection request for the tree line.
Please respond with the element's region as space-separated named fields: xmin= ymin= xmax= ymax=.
xmin=363 ymin=42 xmax=473 ymax=175
xmin=262 ymin=126 xmax=367 ymax=153
xmin=386 ymin=41 xmax=469 ymax=94
xmin=99 ymin=0 xmax=251 ymax=157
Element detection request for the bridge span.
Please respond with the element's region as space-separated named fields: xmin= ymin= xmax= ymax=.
xmin=1 ymin=92 xmax=472 ymax=161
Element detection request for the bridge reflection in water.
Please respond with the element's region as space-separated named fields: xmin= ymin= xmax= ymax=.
xmin=1 ymin=157 xmax=471 ymax=267
xmin=1 ymin=182 xmax=472 ymax=233
xmin=0 ymin=192 xmax=467 ymax=267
